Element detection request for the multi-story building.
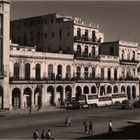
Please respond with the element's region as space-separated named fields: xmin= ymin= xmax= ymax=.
xmin=10 ymin=13 xmax=104 ymax=54
xmin=0 ymin=0 xmax=139 ymax=110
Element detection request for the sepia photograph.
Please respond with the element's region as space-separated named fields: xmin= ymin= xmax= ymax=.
xmin=0 ymin=0 xmax=140 ymax=139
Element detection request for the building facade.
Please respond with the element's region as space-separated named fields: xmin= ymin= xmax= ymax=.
xmin=0 ymin=0 xmax=139 ymax=110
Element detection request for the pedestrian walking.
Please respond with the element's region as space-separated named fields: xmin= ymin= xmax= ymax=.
xmin=108 ymin=120 xmax=113 ymax=134
xmin=65 ymin=115 xmax=72 ymax=126
xmin=29 ymin=107 xmax=32 ymax=115
xmin=41 ymin=129 xmax=45 ymax=139
xmin=83 ymin=120 xmax=88 ymax=134
xmin=88 ymin=121 xmax=93 ymax=134
xmin=46 ymin=129 xmax=53 ymax=140
xmin=33 ymin=129 xmax=39 ymax=140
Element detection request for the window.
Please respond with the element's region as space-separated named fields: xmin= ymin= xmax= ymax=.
xmin=108 ymin=68 xmax=111 ymax=80
xmin=92 ymin=47 xmax=95 ymax=57
xmin=35 ymin=64 xmax=41 ymax=79
xmin=48 ymin=64 xmax=53 ymax=80
xmin=14 ymin=63 xmax=20 ymax=79
xmin=25 ymin=63 xmax=30 ymax=80
xmin=114 ymin=69 xmax=117 ymax=80
xmin=76 ymin=66 xmax=81 ymax=79
xmin=37 ymin=31 xmax=40 ymax=40
xmin=51 ymin=18 xmax=54 ymax=23
xmin=66 ymin=65 xmax=71 ymax=79
xmin=92 ymin=67 xmax=96 ymax=79
xmin=110 ymin=47 xmax=114 ymax=55
xmin=84 ymin=67 xmax=88 ymax=79
xmin=77 ymin=28 xmax=81 ymax=37
xmin=67 ymin=32 xmax=70 ymax=36
xmin=121 ymin=50 xmax=124 ymax=59
xmin=23 ymin=34 xmax=27 ymax=45
xmin=59 ymin=46 xmax=62 ymax=51
xmin=92 ymin=30 xmax=96 ymax=42
xmin=132 ymin=51 xmax=135 ymax=60
xmin=57 ymin=65 xmax=62 ymax=80
xmin=44 ymin=33 xmax=47 ymax=38
xmin=52 ymin=32 xmax=54 ymax=38
xmin=101 ymin=68 xmax=104 ymax=79
xmin=59 ymin=29 xmax=62 ymax=39
xmin=85 ymin=29 xmax=88 ymax=40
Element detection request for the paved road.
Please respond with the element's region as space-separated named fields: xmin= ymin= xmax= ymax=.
xmin=0 ymin=107 xmax=140 ymax=139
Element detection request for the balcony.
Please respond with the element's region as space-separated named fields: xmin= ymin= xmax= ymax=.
xmin=119 ymin=76 xmax=139 ymax=81
xmin=120 ymin=59 xmax=139 ymax=65
xmin=9 ymin=77 xmax=47 ymax=84
xmin=74 ymin=52 xmax=100 ymax=61
xmin=74 ymin=36 xmax=100 ymax=44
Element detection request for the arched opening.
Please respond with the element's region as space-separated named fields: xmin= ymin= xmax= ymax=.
xmin=108 ymin=68 xmax=111 ymax=80
xmin=77 ymin=28 xmax=81 ymax=37
xmin=132 ymin=86 xmax=136 ymax=99
xmin=121 ymin=50 xmax=124 ymax=60
xmin=24 ymin=88 xmax=32 ymax=107
xmin=76 ymin=45 xmax=81 ymax=57
xmin=92 ymin=46 xmax=95 ymax=57
xmin=127 ymin=86 xmax=131 ymax=100
xmin=132 ymin=51 xmax=135 ymax=60
xmin=84 ymin=46 xmax=88 ymax=57
xmin=85 ymin=29 xmax=88 ymax=40
xmin=83 ymin=86 xmax=89 ymax=94
xmin=65 ymin=86 xmax=72 ymax=102
xmin=56 ymin=86 xmax=63 ymax=106
xmin=92 ymin=30 xmax=96 ymax=42
xmin=35 ymin=63 xmax=41 ymax=79
xmin=25 ymin=63 xmax=30 ymax=80
xmin=113 ymin=86 xmax=118 ymax=93
xmin=91 ymin=86 xmax=96 ymax=94
xmin=14 ymin=63 xmax=20 ymax=79
xmin=12 ymin=88 xmax=21 ymax=108
xmin=101 ymin=68 xmax=104 ymax=80
xmin=76 ymin=86 xmax=82 ymax=98
xmin=91 ymin=67 xmax=95 ymax=80
xmin=48 ymin=64 xmax=54 ymax=80
xmin=47 ymin=86 xmax=55 ymax=105
xmin=121 ymin=86 xmax=125 ymax=93
xmin=100 ymin=86 xmax=105 ymax=96
xmin=34 ymin=87 xmax=42 ymax=107
xmin=0 ymin=86 xmax=3 ymax=109
xmin=107 ymin=86 xmax=112 ymax=94
xmin=84 ymin=67 xmax=88 ymax=80
xmin=57 ymin=65 xmax=62 ymax=80
xmin=66 ymin=65 xmax=71 ymax=80
xmin=76 ymin=66 xmax=81 ymax=80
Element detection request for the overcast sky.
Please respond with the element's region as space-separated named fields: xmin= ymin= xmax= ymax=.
xmin=10 ymin=1 xmax=140 ymax=43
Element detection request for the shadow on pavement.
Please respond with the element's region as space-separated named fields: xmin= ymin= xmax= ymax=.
xmin=78 ymin=122 xmax=140 ymax=139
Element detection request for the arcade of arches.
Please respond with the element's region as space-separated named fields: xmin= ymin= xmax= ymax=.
xmin=8 ymin=84 xmax=140 ymax=109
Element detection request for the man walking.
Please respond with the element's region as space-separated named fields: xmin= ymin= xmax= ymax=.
xmin=83 ymin=120 xmax=88 ymax=134
xmin=108 ymin=120 xmax=113 ymax=134
xmin=88 ymin=121 xmax=93 ymax=134
xmin=33 ymin=129 xmax=39 ymax=140
xmin=65 ymin=115 xmax=72 ymax=126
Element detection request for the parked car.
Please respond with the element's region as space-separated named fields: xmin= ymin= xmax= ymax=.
xmin=133 ymin=100 xmax=140 ymax=108
xmin=121 ymin=100 xmax=133 ymax=109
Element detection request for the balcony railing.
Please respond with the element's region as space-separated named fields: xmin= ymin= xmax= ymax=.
xmin=120 ymin=59 xmax=139 ymax=64
xmin=119 ymin=76 xmax=139 ymax=81
xmin=74 ymin=36 xmax=100 ymax=43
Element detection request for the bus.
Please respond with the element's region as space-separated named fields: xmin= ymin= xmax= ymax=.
xmin=70 ymin=93 xmax=127 ymax=109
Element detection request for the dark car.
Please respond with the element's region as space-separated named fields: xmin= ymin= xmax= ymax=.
xmin=133 ymin=100 xmax=140 ymax=108
xmin=121 ymin=100 xmax=133 ymax=109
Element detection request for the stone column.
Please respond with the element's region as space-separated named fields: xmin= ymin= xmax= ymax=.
xmin=20 ymin=87 xmax=24 ymax=109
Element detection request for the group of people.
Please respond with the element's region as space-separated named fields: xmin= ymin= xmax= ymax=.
xmin=33 ymin=115 xmax=114 ymax=139
xmin=83 ymin=120 xmax=93 ymax=134
xmin=83 ymin=120 xmax=113 ymax=135
xmin=33 ymin=129 xmax=53 ymax=140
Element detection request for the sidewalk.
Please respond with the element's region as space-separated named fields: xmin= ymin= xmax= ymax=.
xmin=0 ymin=106 xmax=64 ymax=117
xmin=127 ymin=119 xmax=140 ymax=124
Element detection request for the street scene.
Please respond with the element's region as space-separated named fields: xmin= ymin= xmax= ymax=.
xmin=0 ymin=0 xmax=140 ymax=139
xmin=0 ymin=107 xmax=140 ymax=139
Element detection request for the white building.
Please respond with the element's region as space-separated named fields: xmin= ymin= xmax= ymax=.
xmin=0 ymin=0 xmax=139 ymax=110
